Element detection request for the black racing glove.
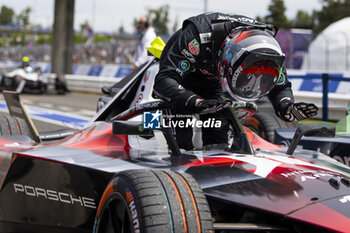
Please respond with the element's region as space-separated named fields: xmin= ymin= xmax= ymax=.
xmin=277 ymin=100 xmax=318 ymax=122
xmin=179 ymin=93 xmax=202 ymax=113
xmin=178 ymin=92 xmax=231 ymax=114
xmin=196 ymin=99 xmax=232 ymax=115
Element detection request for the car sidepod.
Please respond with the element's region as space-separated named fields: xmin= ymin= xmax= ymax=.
xmin=179 ymin=149 xmax=350 ymax=232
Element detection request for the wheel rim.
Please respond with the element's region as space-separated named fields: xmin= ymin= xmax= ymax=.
xmin=99 ymin=193 xmax=133 ymax=233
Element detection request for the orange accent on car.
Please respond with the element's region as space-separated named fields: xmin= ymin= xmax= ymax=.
xmin=243 ymin=126 xmax=282 ymax=150
xmin=96 ymin=181 xmax=114 ymax=217
xmin=163 ymin=172 xmax=188 ymax=233
xmin=179 ymin=174 xmax=201 ymax=233
xmin=13 ymin=118 xmax=21 ymax=135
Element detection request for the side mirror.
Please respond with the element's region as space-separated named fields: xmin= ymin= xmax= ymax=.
xmin=286 ymin=123 xmax=335 ymax=155
xmin=112 ymin=120 xmax=153 ymax=139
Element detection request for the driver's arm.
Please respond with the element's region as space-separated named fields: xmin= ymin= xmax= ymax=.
xmin=267 ymin=68 xmax=294 ymax=114
xmin=268 ymin=69 xmax=318 ymax=122
xmin=268 ymin=68 xmax=294 ymax=108
xmin=154 ymin=23 xmax=201 ymax=112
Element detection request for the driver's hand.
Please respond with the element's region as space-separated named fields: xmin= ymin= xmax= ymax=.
xmin=233 ymin=101 xmax=257 ymax=120
xmin=179 ymin=92 xmax=230 ymax=114
xmin=278 ymin=101 xmax=318 ymax=122
xmin=196 ymin=99 xmax=231 ymax=115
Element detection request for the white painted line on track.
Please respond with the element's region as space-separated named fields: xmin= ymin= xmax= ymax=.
xmin=57 ymin=105 xmax=74 ymax=112
xmin=78 ymin=109 xmax=97 ymax=116
xmin=38 ymin=102 xmax=55 ymax=108
xmin=21 ymin=99 xmax=34 ymax=105
xmin=0 ymin=100 xmax=89 ymax=129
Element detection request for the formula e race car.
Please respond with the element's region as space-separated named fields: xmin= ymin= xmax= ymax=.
xmin=1 ymin=55 xmax=350 ymax=233
xmin=244 ymin=110 xmax=350 ymax=168
xmin=0 ymin=65 xmax=52 ymax=94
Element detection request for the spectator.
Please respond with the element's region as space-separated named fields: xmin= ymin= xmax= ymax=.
xmin=131 ymin=16 xmax=157 ymax=70
xmin=0 ymin=41 xmax=138 ymax=65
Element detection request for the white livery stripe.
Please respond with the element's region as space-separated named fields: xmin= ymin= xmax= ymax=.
xmin=214 ymin=152 xmax=337 ymax=178
xmin=245 ymin=43 xmax=283 ymax=55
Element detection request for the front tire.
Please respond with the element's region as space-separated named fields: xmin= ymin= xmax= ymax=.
xmin=94 ymin=169 xmax=213 ymax=233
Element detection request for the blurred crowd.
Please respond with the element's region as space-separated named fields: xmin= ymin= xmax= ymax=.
xmin=0 ymin=40 xmax=138 ymax=65
xmin=73 ymin=41 xmax=137 ymax=64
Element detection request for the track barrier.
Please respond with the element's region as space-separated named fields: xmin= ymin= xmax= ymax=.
xmin=1 ymin=62 xmax=350 ymax=121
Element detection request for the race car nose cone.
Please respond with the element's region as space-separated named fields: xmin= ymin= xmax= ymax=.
xmin=287 ymin=195 xmax=350 ymax=232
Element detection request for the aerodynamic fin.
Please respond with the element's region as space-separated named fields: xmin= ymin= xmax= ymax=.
xmin=3 ymin=91 xmax=40 ymax=142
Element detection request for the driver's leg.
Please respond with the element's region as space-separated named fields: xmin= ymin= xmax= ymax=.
xmin=173 ymin=113 xmax=194 ymax=150
xmin=200 ymin=112 xmax=229 ymax=146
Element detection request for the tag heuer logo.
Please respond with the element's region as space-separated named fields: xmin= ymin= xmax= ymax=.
xmin=188 ymin=39 xmax=200 ymax=55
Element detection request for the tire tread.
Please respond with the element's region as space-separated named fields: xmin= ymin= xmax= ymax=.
xmin=95 ymin=169 xmax=213 ymax=233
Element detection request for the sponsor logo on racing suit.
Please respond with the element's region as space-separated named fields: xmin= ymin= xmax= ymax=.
xmin=217 ymin=15 xmax=256 ymax=24
xmin=199 ymin=32 xmax=211 ymax=44
xmin=178 ymin=60 xmax=191 ymax=72
xmin=276 ymin=72 xmax=286 ymax=85
xmin=188 ymin=39 xmax=200 ymax=55
xmin=181 ymin=49 xmax=196 ymax=63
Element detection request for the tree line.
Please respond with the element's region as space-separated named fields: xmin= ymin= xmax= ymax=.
xmin=0 ymin=5 xmax=31 ymax=27
xmin=1 ymin=0 xmax=350 ymax=39
xmin=258 ymin=0 xmax=350 ymax=35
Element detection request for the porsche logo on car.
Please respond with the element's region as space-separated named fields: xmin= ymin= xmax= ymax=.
xmin=13 ymin=183 xmax=96 ymax=209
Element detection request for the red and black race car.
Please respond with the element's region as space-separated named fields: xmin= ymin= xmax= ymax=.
xmin=243 ymin=111 xmax=350 ymax=168
xmin=0 ymin=59 xmax=350 ymax=233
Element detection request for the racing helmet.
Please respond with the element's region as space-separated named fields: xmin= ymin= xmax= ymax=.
xmin=22 ymin=56 xmax=30 ymax=63
xmin=22 ymin=56 xmax=30 ymax=67
xmin=217 ymin=29 xmax=285 ymax=101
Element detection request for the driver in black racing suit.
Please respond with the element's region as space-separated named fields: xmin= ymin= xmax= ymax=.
xmin=153 ymin=12 xmax=318 ymax=150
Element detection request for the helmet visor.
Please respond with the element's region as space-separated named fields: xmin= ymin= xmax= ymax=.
xmin=235 ymin=62 xmax=279 ymax=99
xmin=227 ymin=51 xmax=284 ymax=101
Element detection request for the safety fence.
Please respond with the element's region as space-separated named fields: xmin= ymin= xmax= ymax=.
xmin=288 ymin=70 xmax=350 ymax=121
xmin=1 ymin=62 xmax=350 ymax=121
xmin=64 ymin=70 xmax=350 ymax=122
xmin=0 ymin=61 xmax=132 ymax=78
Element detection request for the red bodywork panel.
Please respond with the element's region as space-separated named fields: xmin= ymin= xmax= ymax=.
xmin=0 ymin=122 xmax=350 ymax=232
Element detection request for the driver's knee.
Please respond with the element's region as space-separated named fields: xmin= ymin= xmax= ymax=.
xmin=201 ymin=113 xmax=229 ymax=146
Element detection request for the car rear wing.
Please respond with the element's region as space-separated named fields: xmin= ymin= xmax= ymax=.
xmin=3 ymin=90 xmax=40 ymax=142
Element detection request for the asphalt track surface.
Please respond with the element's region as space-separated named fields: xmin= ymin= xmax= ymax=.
xmin=0 ymin=92 xmax=103 ymax=132
xmin=0 ymin=91 xmax=276 ymax=134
